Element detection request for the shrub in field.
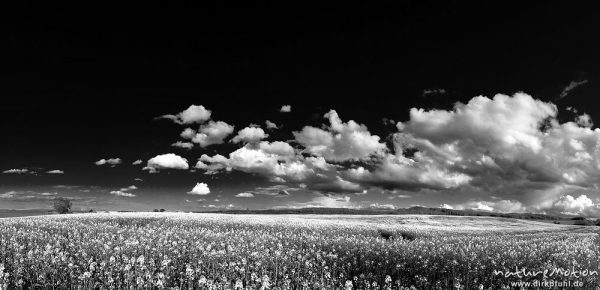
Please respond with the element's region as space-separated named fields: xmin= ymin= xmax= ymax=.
xmin=52 ymin=197 xmax=72 ymax=214
xmin=398 ymin=230 xmax=417 ymax=241
xmin=377 ymin=229 xmax=417 ymax=241
xmin=377 ymin=229 xmax=395 ymax=240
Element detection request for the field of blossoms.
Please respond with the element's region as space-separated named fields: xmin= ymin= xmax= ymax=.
xmin=0 ymin=213 xmax=599 ymax=289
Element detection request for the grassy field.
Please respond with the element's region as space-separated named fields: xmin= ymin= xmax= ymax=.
xmin=0 ymin=213 xmax=598 ymax=289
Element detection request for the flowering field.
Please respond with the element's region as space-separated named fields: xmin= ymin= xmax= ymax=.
xmin=0 ymin=213 xmax=599 ymax=289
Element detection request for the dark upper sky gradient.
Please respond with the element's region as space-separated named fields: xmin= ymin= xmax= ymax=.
xmin=2 ymin=2 xmax=600 ymax=211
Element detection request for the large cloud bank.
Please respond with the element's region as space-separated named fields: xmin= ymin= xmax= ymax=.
xmin=161 ymin=94 xmax=600 ymax=215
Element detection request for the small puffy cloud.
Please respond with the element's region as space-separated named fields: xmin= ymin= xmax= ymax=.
xmin=39 ymin=192 xmax=58 ymax=196
xmin=294 ymin=110 xmax=387 ymax=161
xmin=134 ymin=178 xmax=143 ymax=181
xmin=188 ymin=182 xmax=211 ymax=195
xmin=120 ymin=185 xmax=138 ymax=191
xmin=180 ymin=128 xmax=196 ymax=139
xmin=559 ymin=79 xmax=588 ymax=99
xmin=110 ymin=190 xmax=136 ymax=197
xmin=46 ymin=170 xmax=64 ymax=174
xmin=231 ymin=127 xmax=268 ymax=144
xmin=440 ymin=204 xmax=453 ymax=209
xmin=95 ymin=158 xmax=122 ymax=166
xmin=575 ymin=113 xmax=593 ymax=128
xmin=3 ymin=169 xmax=30 ymax=174
xmin=200 ymin=154 xmax=229 ymax=164
xmin=159 ymin=105 xmax=212 ymax=124
xmin=280 ymin=105 xmax=291 ymax=112
xmin=265 ymin=120 xmax=278 ymax=130
xmin=191 ymin=121 xmax=235 ymax=147
xmin=171 ymin=141 xmax=194 ymax=150
xmin=195 ymin=154 xmax=231 ymax=174
xmin=235 ymin=192 xmax=255 ymax=198
xmin=194 ymin=161 xmax=208 ymax=169
xmin=258 ymin=141 xmax=295 ymax=156
xmin=144 ymin=153 xmax=189 ymax=172
xmin=132 ymin=160 xmax=143 ymax=165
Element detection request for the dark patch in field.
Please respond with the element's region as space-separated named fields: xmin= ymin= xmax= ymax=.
xmin=377 ymin=229 xmax=417 ymax=241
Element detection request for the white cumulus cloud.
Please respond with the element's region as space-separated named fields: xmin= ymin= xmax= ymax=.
xmin=191 ymin=121 xmax=235 ymax=147
xmin=159 ymin=105 xmax=212 ymax=124
xmin=280 ymin=105 xmax=291 ymax=112
xmin=188 ymin=182 xmax=211 ymax=195
xmin=265 ymin=120 xmax=279 ymax=130
xmin=231 ymin=126 xmax=268 ymax=144
xmin=550 ymin=194 xmax=596 ymax=215
xmin=110 ymin=190 xmax=136 ymax=197
xmin=171 ymin=141 xmax=194 ymax=150
xmin=293 ymin=110 xmax=387 ymax=161
xmin=180 ymin=128 xmax=196 ymax=139
xmin=144 ymin=153 xmax=189 ymax=173
xmin=95 ymin=158 xmax=122 ymax=166
xmin=359 ymin=93 xmax=600 ymax=195
xmin=3 ymin=169 xmax=30 ymax=174
xmin=119 ymin=185 xmax=138 ymax=191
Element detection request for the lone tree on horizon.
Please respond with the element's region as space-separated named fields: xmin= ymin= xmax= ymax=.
xmin=53 ymin=197 xmax=72 ymax=214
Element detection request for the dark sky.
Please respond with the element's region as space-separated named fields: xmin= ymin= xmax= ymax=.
xmin=2 ymin=2 xmax=600 ymax=212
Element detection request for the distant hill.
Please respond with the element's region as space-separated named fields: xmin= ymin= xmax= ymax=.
xmin=0 ymin=209 xmax=54 ymax=218
xmin=197 ymin=206 xmax=568 ymax=221
xmin=0 ymin=207 xmax=578 ymax=223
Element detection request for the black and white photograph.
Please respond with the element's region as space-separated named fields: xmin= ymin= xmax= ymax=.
xmin=2 ymin=2 xmax=600 ymax=289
